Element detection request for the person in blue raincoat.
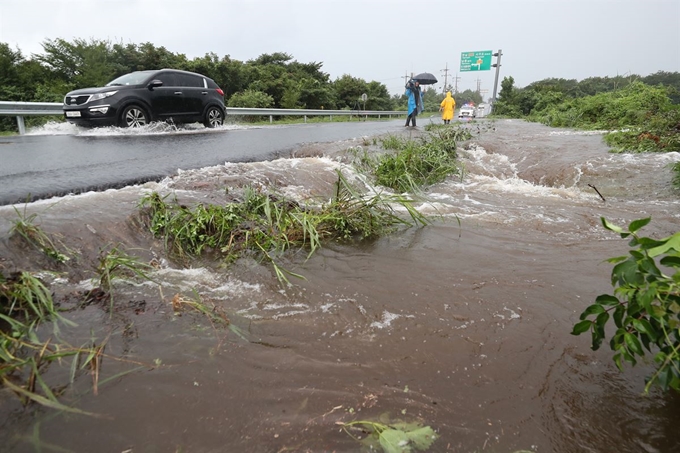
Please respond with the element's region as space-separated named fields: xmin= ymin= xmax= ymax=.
xmin=404 ymin=80 xmax=424 ymax=127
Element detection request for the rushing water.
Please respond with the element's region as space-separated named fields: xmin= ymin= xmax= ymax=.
xmin=0 ymin=119 xmax=679 ymax=453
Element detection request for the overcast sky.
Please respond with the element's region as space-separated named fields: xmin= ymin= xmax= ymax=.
xmin=1 ymin=0 xmax=678 ymax=98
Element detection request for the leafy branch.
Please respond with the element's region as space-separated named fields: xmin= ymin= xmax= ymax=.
xmin=572 ymin=217 xmax=680 ymax=392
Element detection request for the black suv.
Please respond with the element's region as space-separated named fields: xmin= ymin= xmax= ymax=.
xmin=63 ymin=69 xmax=226 ymax=128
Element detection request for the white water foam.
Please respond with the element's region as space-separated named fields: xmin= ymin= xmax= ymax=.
xmin=25 ymin=120 xmax=251 ymax=137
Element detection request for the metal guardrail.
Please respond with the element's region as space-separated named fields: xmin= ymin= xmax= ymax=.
xmin=0 ymin=101 xmax=406 ymax=135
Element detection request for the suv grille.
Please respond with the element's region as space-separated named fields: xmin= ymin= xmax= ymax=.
xmin=65 ymin=95 xmax=90 ymax=106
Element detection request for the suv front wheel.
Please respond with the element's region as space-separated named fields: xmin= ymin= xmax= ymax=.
xmin=119 ymin=105 xmax=149 ymax=128
xmin=204 ymin=106 xmax=224 ymax=128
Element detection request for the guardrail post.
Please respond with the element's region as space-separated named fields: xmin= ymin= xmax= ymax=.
xmin=16 ymin=116 xmax=25 ymax=135
xmin=330 ymin=115 xmax=333 ymax=121
xmin=269 ymin=115 xmax=273 ymax=123
xmin=304 ymin=115 xmax=307 ymax=123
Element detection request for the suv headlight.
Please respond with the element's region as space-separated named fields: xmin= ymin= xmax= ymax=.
xmin=90 ymin=91 xmax=118 ymax=102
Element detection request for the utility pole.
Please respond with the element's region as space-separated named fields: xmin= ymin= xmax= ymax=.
xmin=441 ymin=63 xmax=449 ymax=93
xmin=402 ymin=72 xmax=410 ymax=87
xmin=453 ymin=73 xmax=461 ymax=93
xmin=476 ymin=78 xmax=481 ymax=93
xmin=491 ymin=49 xmax=503 ymax=105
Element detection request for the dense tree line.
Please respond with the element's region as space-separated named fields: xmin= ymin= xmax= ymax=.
xmin=0 ymin=38 xmax=395 ymax=109
xmin=0 ymin=37 xmax=496 ymax=132
xmin=0 ymin=38 xmax=411 ymax=130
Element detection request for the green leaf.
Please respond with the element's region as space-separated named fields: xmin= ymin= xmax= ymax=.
xmin=379 ymin=428 xmax=410 ymax=453
xmin=605 ymin=255 xmax=628 ymax=264
xmin=624 ymin=333 xmax=644 ymax=356
xmin=595 ymin=312 xmax=610 ymax=333
xmin=595 ymin=294 xmax=620 ymax=306
xmin=656 ymin=366 xmax=672 ymax=390
xmin=613 ymin=352 xmax=624 ymax=371
xmin=628 ymin=217 xmax=651 ymax=233
xmin=591 ymin=329 xmax=604 ymax=351
xmin=632 ymin=318 xmax=657 ymax=341
xmin=601 ymin=217 xmax=624 ymax=234
xmin=648 ymin=232 xmax=680 ymax=257
xmin=571 ymin=320 xmax=592 ymax=335
xmin=649 ymin=304 xmax=666 ymax=321
xmin=612 ymin=259 xmax=642 ymax=285
xmin=653 ymin=351 xmax=667 ymax=364
xmin=579 ymin=304 xmax=605 ymax=320
xmin=660 ymin=256 xmax=680 ymax=268
xmin=406 ymin=426 xmax=437 ymax=450
xmin=613 ymin=304 xmax=626 ymax=328
xmin=636 ymin=237 xmax=666 ymax=249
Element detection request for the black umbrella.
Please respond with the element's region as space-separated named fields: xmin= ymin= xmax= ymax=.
xmin=412 ymin=72 xmax=438 ymax=85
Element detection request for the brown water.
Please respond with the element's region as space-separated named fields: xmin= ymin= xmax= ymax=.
xmin=1 ymin=120 xmax=679 ymax=453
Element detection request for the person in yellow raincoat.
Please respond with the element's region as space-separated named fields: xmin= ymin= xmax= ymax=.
xmin=439 ymin=91 xmax=456 ymax=124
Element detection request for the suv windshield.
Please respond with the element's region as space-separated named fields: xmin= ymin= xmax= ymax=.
xmin=106 ymin=71 xmax=155 ymax=87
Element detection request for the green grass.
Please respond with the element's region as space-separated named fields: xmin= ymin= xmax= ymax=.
xmin=139 ymin=171 xmax=428 ymax=283
xmin=360 ymin=126 xmax=470 ymax=193
xmin=9 ymin=205 xmax=72 ymax=263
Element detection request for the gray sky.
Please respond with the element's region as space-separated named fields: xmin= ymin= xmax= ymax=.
xmin=1 ymin=0 xmax=678 ymax=98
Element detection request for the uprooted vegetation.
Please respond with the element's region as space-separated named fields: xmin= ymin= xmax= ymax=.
xmin=138 ymin=171 xmax=429 ymax=282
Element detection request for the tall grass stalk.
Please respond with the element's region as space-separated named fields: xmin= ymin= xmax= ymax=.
xmin=9 ymin=205 xmax=71 ymax=263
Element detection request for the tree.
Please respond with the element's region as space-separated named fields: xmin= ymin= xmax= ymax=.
xmin=497 ymin=76 xmax=516 ymax=103
xmin=492 ymin=76 xmax=521 ymax=116
xmin=38 ymin=38 xmax=117 ymax=87
xmin=333 ymin=74 xmax=368 ymax=109
xmin=454 ymin=89 xmax=483 ymax=107
xmin=365 ymin=81 xmax=393 ymax=111
xmin=0 ymin=43 xmax=24 ymax=100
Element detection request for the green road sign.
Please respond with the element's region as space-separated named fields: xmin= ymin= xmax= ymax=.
xmin=460 ymin=50 xmax=493 ymax=72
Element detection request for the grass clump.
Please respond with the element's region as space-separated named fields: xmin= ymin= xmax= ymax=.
xmin=139 ymin=171 xmax=428 ymax=281
xmin=1 ymin=245 xmax=154 ymax=412
xmin=94 ymin=244 xmax=152 ymax=295
xmin=0 ymin=271 xmax=99 ymax=414
xmin=368 ymin=126 xmax=470 ymax=193
xmin=9 ymin=205 xmax=71 ymax=264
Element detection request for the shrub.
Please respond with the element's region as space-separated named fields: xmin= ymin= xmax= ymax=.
xmin=572 ymin=217 xmax=680 ymax=393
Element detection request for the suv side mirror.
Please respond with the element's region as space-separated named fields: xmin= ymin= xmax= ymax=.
xmin=148 ymin=80 xmax=163 ymax=90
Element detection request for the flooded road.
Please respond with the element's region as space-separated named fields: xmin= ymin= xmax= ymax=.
xmin=0 ymin=119 xmax=405 ymax=205
xmin=0 ymin=119 xmax=679 ymax=452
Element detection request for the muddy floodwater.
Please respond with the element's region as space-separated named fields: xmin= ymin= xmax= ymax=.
xmin=1 ymin=119 xmax=679 ymax=453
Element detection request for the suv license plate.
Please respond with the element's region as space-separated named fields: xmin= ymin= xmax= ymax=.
xmin=66 ymin=111 xmax=81 ymax=118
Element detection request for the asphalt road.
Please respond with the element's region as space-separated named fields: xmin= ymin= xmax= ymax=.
xmin=0 ymin=119 xmax=411 ymax=205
